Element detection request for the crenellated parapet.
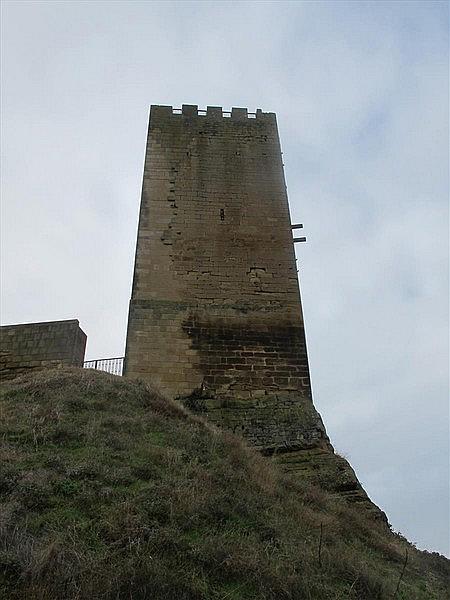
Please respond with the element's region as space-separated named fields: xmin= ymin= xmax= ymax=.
xmin=150 ymin=104 xmax=276 ymax=123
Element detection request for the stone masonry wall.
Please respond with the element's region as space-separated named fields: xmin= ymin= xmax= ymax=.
xmin=0 ymin=319 xmax=87 ymax=381
xmin=124 ymin=104 xmax=329 ymax=451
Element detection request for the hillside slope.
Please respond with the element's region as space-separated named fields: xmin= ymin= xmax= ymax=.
xmin=0 ymin=368 xmax=448 ymax=599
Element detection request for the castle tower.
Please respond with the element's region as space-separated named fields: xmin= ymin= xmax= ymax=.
xmin=125 ymin=104 xmax=329 ymax=452
xmin=124 ymin=105 xmax=385 ymax=518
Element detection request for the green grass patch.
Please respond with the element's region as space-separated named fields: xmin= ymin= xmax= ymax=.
xmin=0 ymin=368 xmax=448 ymax=600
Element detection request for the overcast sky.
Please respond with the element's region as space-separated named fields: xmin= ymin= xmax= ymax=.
xmin=1 ymin=1 xmax=448 ymax=556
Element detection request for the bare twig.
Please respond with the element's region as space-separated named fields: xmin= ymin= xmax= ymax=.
xmin=348 ymin=574 xmax=359 ymax=594
xmin=394 ymin=548 xmax=408 ymax=597
xmin=318 ymin=522 xmax=323 ymax=569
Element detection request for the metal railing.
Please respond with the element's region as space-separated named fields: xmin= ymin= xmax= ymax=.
xmin=83 ymin=357 xmax=124 ymax=376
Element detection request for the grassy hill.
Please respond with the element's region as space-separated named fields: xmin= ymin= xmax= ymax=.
xmin=0 ymin=368 xmax=448 ymax=599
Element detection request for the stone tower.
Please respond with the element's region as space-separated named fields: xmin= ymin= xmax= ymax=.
xmin=125 ymin=104 xmax=385 ymax=518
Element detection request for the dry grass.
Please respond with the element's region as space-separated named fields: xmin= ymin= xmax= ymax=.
xmin=0 ymin=368 xmax=448 ymax=599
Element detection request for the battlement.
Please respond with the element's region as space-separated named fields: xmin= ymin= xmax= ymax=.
xmin=150 ymin=104 xmax=276 ymax=122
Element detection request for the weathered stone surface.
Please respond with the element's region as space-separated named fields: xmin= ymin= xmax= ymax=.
xmin=125 ymin=106 xmax=311 ymax=395
xmin=124 ymin=105 xmax=386 ymax=521
xmin=0 ymin=319 xmax=87 ymax=381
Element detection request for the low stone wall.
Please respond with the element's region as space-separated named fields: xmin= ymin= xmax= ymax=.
xmin=0 ymin=319 xmax=87 ymax=381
